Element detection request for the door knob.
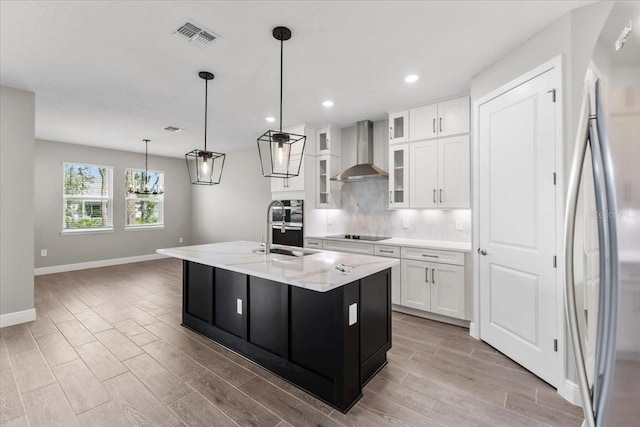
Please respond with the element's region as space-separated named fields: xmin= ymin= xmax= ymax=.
xmin=478 ymin=248 xmax=488 ymax=256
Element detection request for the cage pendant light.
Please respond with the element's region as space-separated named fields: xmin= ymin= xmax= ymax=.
xmin=128 ymin=139 xmax=163 ymax=196
xmin=185 ymin=71 xmax=226 ymax=185
xmin=257 ymin=26 xmax=306 ymax=178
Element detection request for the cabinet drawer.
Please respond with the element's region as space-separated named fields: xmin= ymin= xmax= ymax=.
xmin=401 ymin=247 xmax=464 ymax=266
xmin=374 ymin=245 xmax=400 ymax=258
xmin=322 ymin=239 xmax=374 ymax=255
xmin=304 ymin=238 xmax=323 ymax=249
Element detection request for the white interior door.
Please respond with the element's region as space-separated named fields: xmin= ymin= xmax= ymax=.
xmin=478 ymin=68 xmax=559 ymax=385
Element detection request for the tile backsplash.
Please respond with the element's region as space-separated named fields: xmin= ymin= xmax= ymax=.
xmin=306 ymin=180 xmax=471 ymax=242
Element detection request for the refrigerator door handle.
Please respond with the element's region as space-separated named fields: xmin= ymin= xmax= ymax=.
xmin=564 ymin=85 xmax=596 ymax=427
xmin=591 ymin=79 xmax=620 ymax=425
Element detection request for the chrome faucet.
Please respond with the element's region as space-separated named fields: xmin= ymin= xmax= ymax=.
xmin=265 ymin=200 xmax=286 ymax=254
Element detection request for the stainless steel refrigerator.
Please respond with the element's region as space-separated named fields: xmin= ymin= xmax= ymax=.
xmin=565 ymin=2 xmax=640 ymax=426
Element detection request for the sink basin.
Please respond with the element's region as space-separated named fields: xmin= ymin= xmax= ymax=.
xmin=269 ymin=248 xmax=316 ymax=257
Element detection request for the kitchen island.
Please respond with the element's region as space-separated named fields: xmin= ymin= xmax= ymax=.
xmin=157 ymin=241 xmax=398 ymax=412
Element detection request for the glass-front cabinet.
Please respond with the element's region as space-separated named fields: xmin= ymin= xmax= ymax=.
xmin=388 ymin=110 xmax=409 ymax=144
xmin=389 ymin=144 xmax=409 ymax=208
xmin=316 ymin=154 xmax=340 ymax=208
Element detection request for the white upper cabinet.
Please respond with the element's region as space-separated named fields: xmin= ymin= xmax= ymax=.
xmin=389 ymin=143 xmax=409 ymax=208
xmin=437 ymin=97 xmax=470 ymax=138
xmin=438 ymin=135 xmax=470 ymax=208
xmin=271 ymin=154 xmax=305 ymax=193
xmin=409 ymin=104 xmax=438 ymax=141
xmin=316 ymin=154 xmax=340 ymax=208
xmin=388 ymin=110 xmax=409 ymax=144
xmin=316 ymin=127 xmax=341 ymax=156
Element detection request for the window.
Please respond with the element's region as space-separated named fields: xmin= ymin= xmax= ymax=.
xmin=63 ymin=163 xmax=113 ymax=231
xmin=125 ymin=169 xmax=164 ymax=228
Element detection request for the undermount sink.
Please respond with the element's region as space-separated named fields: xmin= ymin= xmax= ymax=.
xmin=269 ymin=248 xmax=316 ymax=257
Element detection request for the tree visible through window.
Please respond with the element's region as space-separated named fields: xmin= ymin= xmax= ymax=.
xmin=125 ymin=169 xmax=164 ymax=227
xmin=63 ymin=163 xmax=113 ymax=230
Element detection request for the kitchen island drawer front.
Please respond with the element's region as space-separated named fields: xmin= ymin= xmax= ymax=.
xmin=401 ymin=247 xmax=464 ymax=265
xmin=374 ymin=245 xmax=400 ymax=258
xmin=304 ymin=238 xmax=323 ymax=249
xmin=322 ymin=240 xmax=374 ymax=255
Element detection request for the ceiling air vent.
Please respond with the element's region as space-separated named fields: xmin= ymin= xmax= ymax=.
xmin=171 ymin=20 xmax=219 ymax=48
xmin=164 ymin=126 xmax=183 ymax=133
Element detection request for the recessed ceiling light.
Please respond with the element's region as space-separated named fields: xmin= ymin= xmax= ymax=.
xmin=266 ymin=116 xmax=276 ymax=123
xmin=404 ymin=74 xmax=419 ymax=83
xmin=164 ymin=126 xmax=183 ymax=133
xmin=322 ymin=100 xmax=334 ymax=107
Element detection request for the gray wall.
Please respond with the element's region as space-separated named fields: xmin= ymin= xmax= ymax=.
xmin=34 ymin=139 xmax=191 ymax=268
xmin=190 ymin=148 xmax=271 ymax=244
xmin=1 ymin=86 xmax=35 ymax=317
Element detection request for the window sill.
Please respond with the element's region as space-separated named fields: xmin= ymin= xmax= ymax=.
xmin=61 ymin=228 xmax=115 ymax=236
xmin=124 ymin=225 xmax=165 ymax=231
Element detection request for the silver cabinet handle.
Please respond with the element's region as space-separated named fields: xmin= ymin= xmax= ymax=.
xmin=433 ymin=189 xmax=436 ymax=204
xmin=432 ymin=118 xmax=436 ymax=134
xmin=439 ymin=117 xmax=443 ymax=132
xmin=379 ymin=249 xmax=394 ymax=254
xmin=432 ymin=268 xmax=435 ymax=284
xmin=389 ymin=127 xmax=393 ymax=139
xmin=421 ymin=254 xmax=438 ymax=258
xmin=389 ymin=190 xmax=393 ymax=203
xmin=478 ymin=249 xmax=487 ymax=256
xmin=564 ymin=84 xmax=595 ymax=427
xmin=439 ymin=189 xmax=443 ymax=204
xmin=425 ymin=268 xmax=429 ymax=283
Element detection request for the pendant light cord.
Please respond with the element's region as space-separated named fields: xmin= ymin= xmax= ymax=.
xmin=279 ymin=37 xmax=283 ymax=132
xmin=204 ymin=78 xmax=208 ymax=152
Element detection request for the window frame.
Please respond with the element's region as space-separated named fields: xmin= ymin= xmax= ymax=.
xmin=124 ymin=167 xmax=165 ymax=230
xmin=61 ymin=162 xmax=115 ymax=234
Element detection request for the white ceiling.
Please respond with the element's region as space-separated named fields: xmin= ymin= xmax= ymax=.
xmin=1 ymin=0 xmax=592 ymax=158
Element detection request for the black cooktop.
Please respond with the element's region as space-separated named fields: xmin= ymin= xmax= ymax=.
xmin=326 ymin=234 xmax=391 ymax=242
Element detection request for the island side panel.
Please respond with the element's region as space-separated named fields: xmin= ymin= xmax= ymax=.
xmin=248 ymin=277 xmax=289 ymax=358
xmin=360 ymin=268 xmax=392 ymax=385
xmin=214 ymin=268 xmax=247 ymax=339
xmin=183 ymin=260 xmax=213 ymax=325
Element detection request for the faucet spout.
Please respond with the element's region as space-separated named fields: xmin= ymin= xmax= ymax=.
xmin=266 ymin=200 xmax=285 ymax=255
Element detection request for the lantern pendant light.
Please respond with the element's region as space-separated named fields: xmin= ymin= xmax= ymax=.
xmin=257 ymin=26 xmax=306 ymax=178
xmin=128 ymin=139 xmax=163 ymax=196
xmin=185 ymin=71 xmax=226 ymax=185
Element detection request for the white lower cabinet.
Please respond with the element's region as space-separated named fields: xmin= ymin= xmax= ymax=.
xmin=400 ymin=259 xmax=465 ymax=319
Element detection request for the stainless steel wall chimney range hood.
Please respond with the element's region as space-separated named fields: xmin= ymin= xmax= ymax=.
xmin=331 ymin=120 xmax=389 ymax=182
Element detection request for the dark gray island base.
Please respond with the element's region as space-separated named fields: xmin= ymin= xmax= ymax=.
xmin=181 ymin=260 xmax=392 ymax=413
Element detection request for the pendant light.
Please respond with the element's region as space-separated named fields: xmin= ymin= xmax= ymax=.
xmin=257 ymin=26 xmax=306 ymax=178
xmin=128 ymin=139 xmax=163 ymax=195
xmin=185 ymin=71 xmax=225 ymax=185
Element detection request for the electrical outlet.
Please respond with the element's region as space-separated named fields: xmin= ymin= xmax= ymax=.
xmin=236 ymin=298 xmax=243 ymax=315
xmin=327 ymin=214 xmax=332 ymax=225
xmin=40 ymin=249 xmax=47 ymax=257
xmin=403 ymin=218 xmax=409 ymax=229
xmin=456 ymin=220 xmax=463 ymax=231
xmin=179 ymin=237 xmax=184 ymax=243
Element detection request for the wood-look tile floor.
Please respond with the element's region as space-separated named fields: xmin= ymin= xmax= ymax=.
xmin=0 ymin=259 xmax=584 ymax=427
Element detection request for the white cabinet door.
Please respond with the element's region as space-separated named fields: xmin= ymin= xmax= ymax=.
xmin=316 ymin=155 xmax=330 ymax=207
xmin=400 ymin=259 xmax=430 ymax=311
xmin=271 ymin=154 xmax=305 ymax=192
xmin=389 ymin=110 xmax=409 ymax=144
xmin=389 ymin=144 xmax=409 ymax=208
xmin=317 ymin=128 xmax=330 ymax=154
xmin=409 ymin=104 xmax=438 ymax=141
xmin=437 ymin=97 xmax=469 ymax=137
xmin=437 ymin=135 xmax=469 ymax=208
xmin=409 ymin=140 xmax=438 ymax=208
xmin=430 ymin=263 xmax=465 ymax=319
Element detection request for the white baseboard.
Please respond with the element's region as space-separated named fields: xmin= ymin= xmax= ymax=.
xmin=34 ymin=253 xmax=167 ymax=276
xmin=0 ymin=308 xmax=36 ymax=328
xmin=469 ymin=321 xmax=479 ymax=340
xmin=559 ymin=379 xmax=583 ymax=407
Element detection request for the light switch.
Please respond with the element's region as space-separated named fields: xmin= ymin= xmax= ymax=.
xmin=348 ymin=303 xmax=358 ymax=326
xmin=179 ymin=237 xmax=184 ymax=243
xmin=40 ymin=249 xmax=47 ymax=257
xmin=236 ymin=299 xmax=243 ymax=315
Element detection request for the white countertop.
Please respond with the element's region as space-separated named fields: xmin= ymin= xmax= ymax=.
xmin=157 ymin=241 xmax=399 ymax=293
xmin=309 ymin=236 xmax=472 ymax=252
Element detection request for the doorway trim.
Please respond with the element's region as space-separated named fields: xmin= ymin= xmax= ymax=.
xmin=471 ymin=55 xmax=566 ymax=390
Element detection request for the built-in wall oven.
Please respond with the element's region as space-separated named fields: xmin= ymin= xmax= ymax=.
xmin=271 ymin=200 xmax=303 ymax=248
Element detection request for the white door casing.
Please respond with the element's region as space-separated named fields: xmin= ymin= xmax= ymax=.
xmin=477 ymin=66 xmax=559 ymax=386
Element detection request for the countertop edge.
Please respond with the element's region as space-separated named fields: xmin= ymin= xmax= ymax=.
xmin=307 ymin=236 xmax=472 ymax=252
